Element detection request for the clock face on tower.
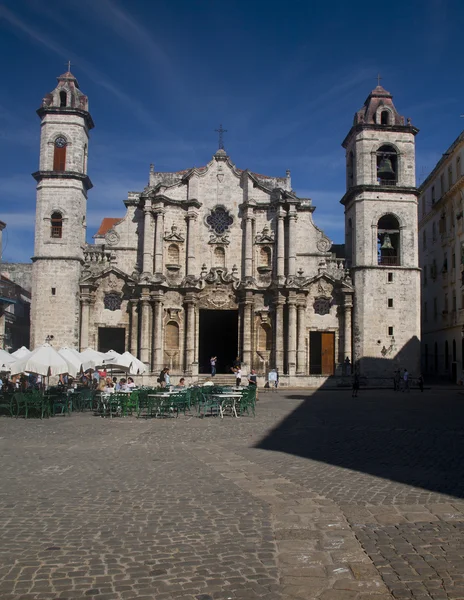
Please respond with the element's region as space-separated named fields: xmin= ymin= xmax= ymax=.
xmin=55 ymin=136 xmax=67 ymax=148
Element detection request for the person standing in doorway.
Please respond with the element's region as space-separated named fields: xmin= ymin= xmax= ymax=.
xmin=210 ymin=356 xmax=217 ymax=377
xmin=418 ymin=373 xmax=424 ymax=392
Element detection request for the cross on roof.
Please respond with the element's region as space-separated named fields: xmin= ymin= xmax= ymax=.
xmin=65 ymin=60 xmax=72 ymax=72
xmin=376 ymin=73 xmax=383 ymax=87
xmin=215 ymin=124 xmax=227 ymax=150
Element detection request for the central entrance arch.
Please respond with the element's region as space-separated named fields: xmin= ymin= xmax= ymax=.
xmin=198 ymin=309 xmax=238 ymax=374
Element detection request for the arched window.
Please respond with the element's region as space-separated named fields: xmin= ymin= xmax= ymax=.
xmin=448 ymin=164 xmax=453 ymax=190
xmin=432 ymin=222 xmax=437 ymax=242
xmin=260 ymin=246 xmax=271 ymax=268
xmin=165 ymin=322 xmax=180 ymax=351
xmin=83 ymin=144 xmax=88 ymax=172
xmin=377 ymin=214 xmax=400 ymax=266
xmin=457 ymin=155 xmax=462 ymax=179
xmin=59 ymin=91 xmax=67 ymax=107
xmin=347 ymin=151 xmax=354 ymax=187
xmin=167 ymin=243 xmax=180 ymax=265
xmin=422 ymin=230 xmax=426 ymax=250
xmin=346 ymin=218 xmax=353 ymax=266
xmin=258 ymin=323 xmax=272 ymax=352
xmin=380 ymin=110 xmax=390 ymax=125
xmin=214 ymin=246 xmax=225 ymax=268
xmin=376 ymin=145 xmax=398 ymax=186
xmin=51 ymin=212 xmax=63 ymax=238
xmin=53 ymin=136 xmax=67 ymax=171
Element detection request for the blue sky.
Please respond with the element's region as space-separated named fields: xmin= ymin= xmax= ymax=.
xmin=0 ymin=0 xmax=463 ymax=263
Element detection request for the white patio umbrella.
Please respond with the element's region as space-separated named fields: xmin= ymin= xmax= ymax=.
xmin=10 ymin=343 xmax=71 ymax=377
xmin=120 ymin=351 xmax=147 ymax=375
xmin=11 ymin=346 xmax=31 ymax=360
xmin=58 ymin=347 xmax=84 ymax=378
xmin=79 ymin=348 xmax=106 ymax=369
xmin=0 ymin=362 xmax=11 ymax=374
xmin=101 ymin=351 xmax=129 ymax=372
xmin=0 ymin=349 xmax=16 ymax=365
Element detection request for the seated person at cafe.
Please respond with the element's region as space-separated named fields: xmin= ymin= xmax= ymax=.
xmin=126 ymin=377 xmax=136 ymax=389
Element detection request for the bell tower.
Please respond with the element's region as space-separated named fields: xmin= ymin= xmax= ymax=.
xmin=31 ymin=68 xmax=94 ymax=349
xmin=341 ymin=84 xmax=421 ymax=378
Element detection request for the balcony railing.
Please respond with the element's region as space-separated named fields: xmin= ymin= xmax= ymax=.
xmin=378 ymin=256 xmax=399 ymax=266
xmin=378 ymin=179 xmax=397 ymax=187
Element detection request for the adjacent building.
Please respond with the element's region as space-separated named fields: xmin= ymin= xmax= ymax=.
xmin=418 ymin=131 xmax=464 ymax=382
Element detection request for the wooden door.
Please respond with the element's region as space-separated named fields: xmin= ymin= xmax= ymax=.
xmin=321 ymin=332 xmax=335 ymax=375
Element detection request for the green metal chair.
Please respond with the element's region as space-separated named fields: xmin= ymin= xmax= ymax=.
xmin=0 ymin=392 xmax=14 ymax=417
xmin=198 ymin=392 xmax=220 ymax=418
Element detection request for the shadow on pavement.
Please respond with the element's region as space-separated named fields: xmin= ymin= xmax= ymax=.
xmin=256 ymin=387 xmax=464 ymax=499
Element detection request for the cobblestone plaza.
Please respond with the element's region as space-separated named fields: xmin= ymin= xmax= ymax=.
xmin=1 ymin=388 xmax=463 ymax=600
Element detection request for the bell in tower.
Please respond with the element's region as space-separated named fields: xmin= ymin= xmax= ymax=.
xmin=377 ymin=156 xmax=396 ymax=180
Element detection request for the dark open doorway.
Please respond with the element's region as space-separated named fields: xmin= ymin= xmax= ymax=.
xmin=199 ymin=310 xmax=238 ymax=374
xmin=310 ymin=331 xmax=335 ymax=375
xmin=98 ymin=327 xmax=125 ymax=354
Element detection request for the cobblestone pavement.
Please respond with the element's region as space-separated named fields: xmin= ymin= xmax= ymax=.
xmin=0 ymin=387 xmax=463 ymax=600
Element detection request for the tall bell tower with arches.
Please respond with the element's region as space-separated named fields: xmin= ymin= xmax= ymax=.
xmin=341 ymin=83 xmax=421 ymax=378
xmin=31 ymin=67 xmax=94 ymax=349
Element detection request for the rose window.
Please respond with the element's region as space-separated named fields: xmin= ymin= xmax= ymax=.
xmin=206 ymin=206 xmax=233 ymax=234
xmin=104 ymin=293 xmax=122 ymax=311
xmin=314 ymin=297 xmax=330 ymax=315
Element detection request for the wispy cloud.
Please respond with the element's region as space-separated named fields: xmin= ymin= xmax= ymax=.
xmin=0 ymin=5 xmax=163 ymax=132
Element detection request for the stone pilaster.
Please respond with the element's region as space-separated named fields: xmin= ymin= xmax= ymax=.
xmin=130 ymin=299 xmax=139 ymax=357
xmin=296 ymin=298 xmax=306 ymax=375
xmin=343 ymin=295 xmax=353 ymax=364
xmin=244 ymin=209 xmax=254 ymax=278
xmin=275 ymin=292 xmax=285 ymax=372
xmin=154 ymin=208 xmax=165 ymax=275
xmin=185 ymin=294 xmax=196 ymax=375
xmin=241 ymin=292 xmax=254 ymax=371
xmin=287 ymin=292 xmax=297 ymax=376
xmin=79 ymin=297 xmax=91 ymax=351
xmin=152 ymin=292 xmax=164 ymax=373
xmin=140 ymin=295 xmax=151 ymax=366
xmin=186 ymin=210 xmax=198 ymax=276
xmin=277 ymin=207 xmax=286 ymax=279
xmin=287 ymin=208 xmax=298 ymax=276
xmin=142 ymin=202 xmax=153 ymax=275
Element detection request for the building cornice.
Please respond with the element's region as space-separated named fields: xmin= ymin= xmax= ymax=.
xmin=32 ymin=170 xmax=93 ymax=191
xmin=36 ymin=106 xmax=95 ymax=130
xmin=342 ymin=123 xmax=419 ymax=148
xmin=340 ymin=184 xmax=418 ymax=206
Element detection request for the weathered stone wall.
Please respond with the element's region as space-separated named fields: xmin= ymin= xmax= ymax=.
xmin=0 ymin=263 xmax=33 ymax=292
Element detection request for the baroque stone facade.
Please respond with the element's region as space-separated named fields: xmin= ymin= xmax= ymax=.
xmin=30 ymin=72 xmax=421 ymax=384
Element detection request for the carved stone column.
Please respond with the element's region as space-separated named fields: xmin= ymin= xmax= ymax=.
xmin=275 ymin=292 xmax=285 ymax=372
xmin=287 ymin=292 xmax=297 ymax=376
xmin=288 ymin=208 xmax=297 ymax=276
xmin=186 ymin=211 xmax=198 ymax=276
xmin=277 ymin=207 xmax=286 ymax=279
xmin=130 ymin=299 xmax=139 ymax=357
xmin=80 ymin=297 xmax=91 ymax=351
xmin=343 ymin=295 xmax=353 ymax=364
xmin=241 ymin=292 xmax=253 ymax=370
xmin=152 ymin=292 xmax=164 ymax=373
xmin=140 ymin=296 xmax=151 ymax=366
xmin=185 ymin=294 xmax=196 ymax=374
xmin=244 ymin=210 xmax=254 ymax=278
xmin=297 ymin=298 xmax=306 ymax=375
xmin=193 ymin=304 xmax=199 ymax=373
xmin=142 ymin=202 xmax=153 ymax=274
xmin=154 ymin=208 xmax=165 ymax=274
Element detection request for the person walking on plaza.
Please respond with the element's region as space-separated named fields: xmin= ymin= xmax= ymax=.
xmin=248 ymin=368 xmax=258 ymax=400
xmin=235 ymin=366 xmax=242 ymax=387
xmin=403 ymin=368 xmax=410 ymax=393
xmin=210 ymin=356 xmax=217 ymax=377
xmin=418 ymin=373 xmax=424 ymax=392
xmin=352 ymin=371 xmax=360 ymax=397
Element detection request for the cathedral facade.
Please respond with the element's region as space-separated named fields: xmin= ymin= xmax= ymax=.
xmin=30 ymin=70 xmax=421 ymax=385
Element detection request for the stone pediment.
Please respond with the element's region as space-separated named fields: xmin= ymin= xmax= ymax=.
xmin=164 ymin=225 xmax=185 ymax=243
xmin=80 ymin=266 xmax=138 ymax=288
xmin=285 ymin=270 xmax=353 ymax=293
xmin=198 ymin=284 xmax=238 ymax=310
xmin=255 ymin=225 xmax=275 ymax=244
